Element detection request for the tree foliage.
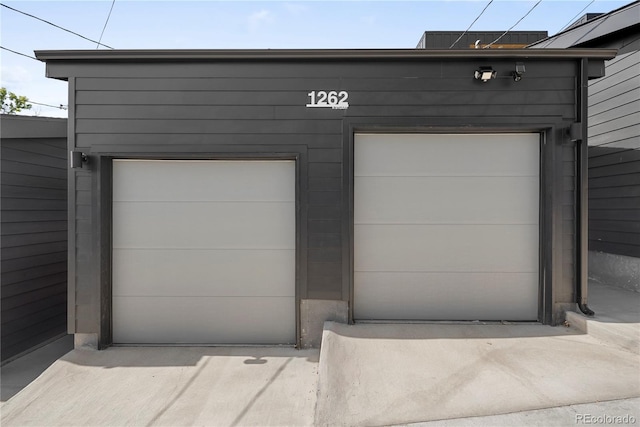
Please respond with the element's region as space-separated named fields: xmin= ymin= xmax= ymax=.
xmin=1 ymin=87 xmax=32 ymax=114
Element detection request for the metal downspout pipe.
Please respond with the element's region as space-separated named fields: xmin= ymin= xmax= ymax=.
xmin=577 ymin=58 xmax=594 ymax=317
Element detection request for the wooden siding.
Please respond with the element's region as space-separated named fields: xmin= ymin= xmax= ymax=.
xmin=588 ymin=37 xmax=640 ymax=258
xmin=1 ymin=137 xmax=67 ymax=362
xmin=60 ymin=58 xmax=579 ymax=332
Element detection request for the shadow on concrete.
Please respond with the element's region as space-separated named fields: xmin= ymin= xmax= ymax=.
xmin=139 ymin=355 xmax=296 ymax=427
xmin=229 ymin=357 xmax=293 ymax=427
xmin=587 ymin=279 xmax=640 ymax=324
xmin=2 ymin=346 xmax=319 ymax=427
xmin=330 ymin=322 xmax=583 ymax=341
xmin=1 ymin=334 xmax=74 ymax=402
xmin=60 ymin=345 xmax=318 ymax=369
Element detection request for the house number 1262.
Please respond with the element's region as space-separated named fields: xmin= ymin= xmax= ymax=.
xmin=306 ymin=90 xmax=349 ymax=110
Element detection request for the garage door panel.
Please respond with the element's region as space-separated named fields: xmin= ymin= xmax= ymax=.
xmin=113 ymin=249 xmax=295 ymax=297
xmin=112 ymin=159 xmax=295 ymax=345
xmin=113 ymin=160 xmax=294 ymax=202
xmin=355 ymin=134 xmax=539 ymax=177
xmin=354 ymin=272 xmax=538 ymax=320
xmin=354 ymin=133 xmax=539 ymax=321
xmin=355 ymin=224 xmax=539 ymax=272
xmin=112 ymin=202 xmax=295 ymax=249
xmin=113 ymin=296 xmax=296 ymax=344
xmin=354 ymin=176 xmax=539 ymax=224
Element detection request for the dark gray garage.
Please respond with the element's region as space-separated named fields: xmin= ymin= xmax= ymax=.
xmin=1 ymin=115 xmax=68 ymax=362
xmin=35 ymin=48 xmax=615 ymax=349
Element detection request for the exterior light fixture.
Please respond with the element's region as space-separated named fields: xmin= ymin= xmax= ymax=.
xmin=70 ymin=151 xmax=88 ymax=169
xmin=512 ymin=62 xmax=526 ymax=82
xmin=474 ymin=67 xmax=497 ymax=82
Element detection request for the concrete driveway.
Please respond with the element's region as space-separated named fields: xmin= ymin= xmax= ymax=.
xmin=315 ymin=322 xmax=640 ymax=427
xmin=3 ymin=324 xmax=639 ymax=427
xmin=1 ymin=347 xmax=319 ymax=426
xmin=2 ymin=282 xmax=639 ymax=427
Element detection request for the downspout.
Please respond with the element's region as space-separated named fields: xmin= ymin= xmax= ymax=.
xmin=577 ymin=58 xmax=594 ymax=317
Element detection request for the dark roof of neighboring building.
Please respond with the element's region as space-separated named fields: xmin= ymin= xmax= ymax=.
xmin=529 ymin=1 xmax=640 ymax=48
xmin=416 ymin=31 xmax=548 ymax=49
xmin=565 ymin=13 xmax=605 ymax=31
xmin=0 ymin=114 xmax=67 ymax=139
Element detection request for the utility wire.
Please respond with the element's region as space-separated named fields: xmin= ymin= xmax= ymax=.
xmin=557 ymin=0 xmax=595 ymax=33
xmin=0 ymin=78 xmax=68 ymax=109
xmin=0 ymin=45 xmax=38 ymax=61
xmin=97 ymin=0 xmax=116 ymax=49
xmin=29 ymin=101 xmax=68 ymax=110
xmin=449 ymin=0 xmax=494 ymax=49
xmin=484 ymin=0 xmax=543 ymax=49
xmin=0 ymin=3 xmax=114 ymax=49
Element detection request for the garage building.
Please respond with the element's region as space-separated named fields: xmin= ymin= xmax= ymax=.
xmin=1 ymin=115 xmax=68 ymax=362
xmin=35 ymin=48 xmax=615 ymax=349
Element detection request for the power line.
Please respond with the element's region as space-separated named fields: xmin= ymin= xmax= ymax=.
xmin=484 ymin=0 xmax=543 ymax=49
xmin=449 ymin=0 xmax=494 ymax=49
xmin=557 ymin=0 xmax=595 ymax=33
xmin=29 ymin=101 xmax=68 ymax=110
xmin=0 ymin=86 xmax=68 ymax=110
xmin=0 ymin=45 xmax=38 ymax=61
xmin=0 ymin=3 xmax=114 ymax=49
xmin=97 ymin=0 xmax=116 ymax=49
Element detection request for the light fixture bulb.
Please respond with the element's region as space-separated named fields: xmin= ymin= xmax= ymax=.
xmin=474 ymin=67 xmax=497 ymax=82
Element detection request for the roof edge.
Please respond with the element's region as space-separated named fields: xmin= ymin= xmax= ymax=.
xmin=34 ymin=48 xmax=617 ymax=62
xmin=528 ymin=1 xmax=640 ymax=48
xmin=1 ymin=114 xmax=67 ymax=139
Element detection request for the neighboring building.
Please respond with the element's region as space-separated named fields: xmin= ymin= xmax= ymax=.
xmin=1 ymin=115 xmax=68 ymax=362
xmin=35 ymin=47 xmax=614 ymax=349
xmin=416 ymin=31 xmax=547 ymax=49
xmin=530 ymin=1 xmax=640 ymax=292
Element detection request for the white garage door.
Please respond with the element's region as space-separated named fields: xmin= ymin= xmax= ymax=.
xmin=112 ymin=160 xmax=295 ymax=344
xmin=354 ymin=134 xmax=539 ymax=321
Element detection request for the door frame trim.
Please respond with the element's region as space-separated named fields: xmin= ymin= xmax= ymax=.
xmin=342 ymin=117 xmax=565 ymax=325
xmin=94 ymin=151 xmax=307 ymax=348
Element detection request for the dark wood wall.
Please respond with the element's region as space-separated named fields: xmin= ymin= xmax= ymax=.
xmin=1 ymin=118 xmax=67 ymax=362
xmin=588 ymin=35 xmax=640 ymax=258
xmin=49 ymin=58 xmax=581 ymax=332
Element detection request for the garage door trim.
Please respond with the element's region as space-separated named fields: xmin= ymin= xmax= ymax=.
xmin=95 ymin=152 xmax=305 ymax=348
xmin=344 ymin=125 xmax=555 ymax=325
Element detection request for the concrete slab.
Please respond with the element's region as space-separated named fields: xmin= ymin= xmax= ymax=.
xmin=315 ymin=322 xmax=640 ymax=427
xmin=402 ymin=397 xmax=640 ymax=426
xmin=588 ymin=280 xmax=640 ymax=324
xmin=1 ymin=335 xmax=74 ymax=403
xmin=3 ymin=282 xmax=637 ymax=427
xmin=567 ymin=280 xmax=640 ymax=354
xmin=1 ymin=347 xmax=319 ymax=427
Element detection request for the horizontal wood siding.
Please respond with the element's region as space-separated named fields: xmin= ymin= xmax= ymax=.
xmin=588 ymin=38 xmax=640 ymax=258
xmin=68 ymin=59 xmax=577 ymax=329
xmin=1 ymin=137 xmax=67 ymax=361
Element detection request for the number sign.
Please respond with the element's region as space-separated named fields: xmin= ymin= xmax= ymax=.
xmin=306 ymin=91 xmax=349 ymax=110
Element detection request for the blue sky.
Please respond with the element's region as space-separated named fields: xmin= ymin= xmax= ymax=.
xmin=0 ymin=0 xmax=632 ymax=118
